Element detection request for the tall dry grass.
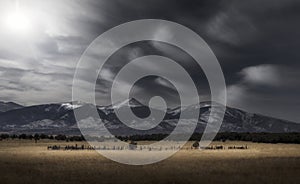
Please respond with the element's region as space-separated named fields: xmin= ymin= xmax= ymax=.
xmin=0 ymin=140 xmax=299 ymax=184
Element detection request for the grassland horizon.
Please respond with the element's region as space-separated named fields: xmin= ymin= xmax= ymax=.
xmin=0 ymin=139 xmax=299 ymax=184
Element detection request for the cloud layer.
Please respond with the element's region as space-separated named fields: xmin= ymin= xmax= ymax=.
xmin=0 ymin=0 xmax=300 ymax=122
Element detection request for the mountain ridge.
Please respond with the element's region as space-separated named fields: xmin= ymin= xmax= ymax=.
xmin=0 ymin=100 xmax=299 ymax=135
xmin=0 ymin=101 xmax=24 ymax=112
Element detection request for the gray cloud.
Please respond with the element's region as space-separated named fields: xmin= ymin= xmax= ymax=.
xmin=227 ymin=65 xmax=300 ymax=122
xmin=0 ymin=0 xmax=299 ymax=122
xmin=239 ymin=65 xmax=281 ymax=87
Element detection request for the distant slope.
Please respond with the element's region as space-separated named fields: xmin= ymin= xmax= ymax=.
xmin=0 ymin=99 xmax=299 ymax=135
xmin=0 ymin=101 xmax=23 ymax=112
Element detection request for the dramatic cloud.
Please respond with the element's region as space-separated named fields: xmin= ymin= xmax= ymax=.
xmin=0 ymin=0 xmax=299 ymax=122
xmin=239 ymin=65 xmax=280 ymax=86
xmin=227 ymin=65 xmax=300 ymax=122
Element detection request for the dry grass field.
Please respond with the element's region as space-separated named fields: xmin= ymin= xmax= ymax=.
xmin=0 ymin=140 xmax=299 ymax=184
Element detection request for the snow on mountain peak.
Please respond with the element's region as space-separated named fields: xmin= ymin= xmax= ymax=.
xmin=61 ymin=103 xmax=82 ymax=110
xmin=112 ymin=98 xmax=144 ymax=109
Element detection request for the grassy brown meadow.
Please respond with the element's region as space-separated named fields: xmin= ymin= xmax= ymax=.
xmin=0 ymin=140 xmax=299 ymax=184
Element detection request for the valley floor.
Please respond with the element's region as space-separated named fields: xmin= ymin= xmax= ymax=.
xmin=0 ymin=140 xmax=299 ymax=184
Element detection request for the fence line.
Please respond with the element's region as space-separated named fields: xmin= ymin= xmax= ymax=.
xmin=47 ymin=144 xmax=248 ymax=151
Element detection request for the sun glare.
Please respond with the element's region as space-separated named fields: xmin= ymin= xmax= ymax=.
xmin=5 ymin=10 xmax=32 ymax=33
xmin=4 ymin=1 xmax=33 ymax=34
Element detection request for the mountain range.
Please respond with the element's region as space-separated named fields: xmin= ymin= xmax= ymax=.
xmin=0 ymin=101 xmax=23 ymax=112
xmin=0 ymin=99 xmax=299 ymax=135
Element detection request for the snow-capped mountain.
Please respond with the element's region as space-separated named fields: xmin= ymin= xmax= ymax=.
xmin=110 ymin=98 xmax=145 ymax=109
xmin=0 ymin=99 xmax=299 ymax=135
xmin=0 ymin=102 xmax=86 ymax=134
xmin=0 ymin=101 xmax=24 ymax=112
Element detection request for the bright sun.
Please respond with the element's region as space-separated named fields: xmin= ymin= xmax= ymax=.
xmin=4 ymin=1 xmax=33 ymax=34
xmin=5 ymin=11 xmax=32 ymax=33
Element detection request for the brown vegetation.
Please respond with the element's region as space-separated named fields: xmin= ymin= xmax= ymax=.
xmin=0 ymin=140 xmax=299 ymax=184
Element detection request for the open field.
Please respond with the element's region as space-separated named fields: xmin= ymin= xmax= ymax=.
xmin=0 ymin=140 xmax=299 ymax=184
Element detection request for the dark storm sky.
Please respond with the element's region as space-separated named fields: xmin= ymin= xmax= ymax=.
xmin=0 ymin=0 xmax=300 ymax=122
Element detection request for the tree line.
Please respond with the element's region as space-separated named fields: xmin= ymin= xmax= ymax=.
xmin=0 ymin=133 xmax=85 ymax=142
xmin=1 ymin=132 xmax=300 ymax=144
xmin=117 ymin=132 xmax=300 ymax=144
